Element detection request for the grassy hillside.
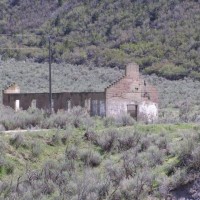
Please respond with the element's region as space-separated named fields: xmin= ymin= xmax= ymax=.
xmin=0 ymin=121 xmax=200 ymax=199
xmin=0 ymin=0 xmax=199 ymax=80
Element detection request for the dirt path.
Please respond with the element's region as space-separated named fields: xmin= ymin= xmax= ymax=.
xmin=1 ymin=129 xmax=49 ymax=135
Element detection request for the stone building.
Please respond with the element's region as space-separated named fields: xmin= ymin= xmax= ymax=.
xmin=2 ymin=63 xmax=158 ymax=122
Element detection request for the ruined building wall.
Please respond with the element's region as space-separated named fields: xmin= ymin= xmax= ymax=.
xmin=3 ymin=92 xmax=105 ymax=116
xmin=3 ymin=83 xmax=20 ymax=94
xmin=2 ymin=63 xmax=158 ymax=122
xmin=106 ymin=63 xmax=158 ymax=122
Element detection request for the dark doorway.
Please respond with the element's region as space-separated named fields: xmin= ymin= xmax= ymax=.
xmin=127 ymin=104 xmax=138 ymax=120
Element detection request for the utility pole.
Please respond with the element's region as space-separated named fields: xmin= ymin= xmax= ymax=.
xmin=48 ymin=36 xmax=52 ymax=114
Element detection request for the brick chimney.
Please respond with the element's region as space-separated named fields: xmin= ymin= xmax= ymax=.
xmin=125 ymin=63 xmax=139 ymax=80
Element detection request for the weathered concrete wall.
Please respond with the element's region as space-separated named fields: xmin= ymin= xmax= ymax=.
xmin=138 ymin=101 xmax=158 ymax=123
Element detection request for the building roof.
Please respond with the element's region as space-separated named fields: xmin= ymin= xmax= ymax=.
xmin=1 ymin=60 xmax=123 ymax=93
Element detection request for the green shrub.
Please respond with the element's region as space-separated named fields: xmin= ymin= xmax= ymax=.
xmin=0 ymin=106 xmax=44 ymax=130
xmin=122 ymin=150 xmax=144 ymax=178
xmin=31 ymin=141 xmax=42 ymax=158
xmin=80 ymin=150 xmax=101 ymax=167
xmin=103 ymin=117 xmax=115 ymax=128
xmin=170 ymin=168 xmax=187 ymax=189
xmin=83 ymin=130 xmax=97 ymax=143
xmin=97 ymin=128 xmax=119 ymax=152
xmin=42 ymin=111 xmax=68 ymax=129
xmin=61 ymin=134 xmax=68 ymax=145
xmin=146 ymin=145 xmax=165 ymax=167
xmin=65 ymin=145 xmax=78 ymax=160
xmin=50 ymin=132 xmax=61 ymax=146
xmin=9 ymin=134 xmax=24 ymax=149
xmin=119 ymin=170 xmax=152 ymax=200
xmin=105 ymin=161 xmax=125 ymax=186
xmin=118 ymin=130 xmax=141 ymax=151
xmin=4 ymin=161 xmax=14 ymax=175
xmin=69 ymin=106 xmax=92 ymax=129
xmin=170 ymin=132 xmax=197 ymax=165
xmin=61 ymin=128 xmax=72 ymax=145
xmin=115 ymin=113 xmax=135 ymax=127
xmin=190 ymin=146 xmax=200 ymax=169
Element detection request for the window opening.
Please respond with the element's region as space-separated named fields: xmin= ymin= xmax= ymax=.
xmin=127 ymin=104 xmax=138 ymax=120
xmin=31 ymin=99 xmax=37 ymax=108
xmin=15 ymin=100 xmax=20 ymax=111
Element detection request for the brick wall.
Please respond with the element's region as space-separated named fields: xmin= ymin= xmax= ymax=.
xmin=106 ymin=63 xmax=158 ymax=122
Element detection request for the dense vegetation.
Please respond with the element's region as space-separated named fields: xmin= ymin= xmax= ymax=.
xmin=0 ymin=110 xmax=200 ymax=199
xmin=0 ymin=0 xmax=199 ymax=80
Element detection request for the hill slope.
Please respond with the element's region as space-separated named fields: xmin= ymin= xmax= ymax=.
xmin=0 ymin=0 xmax=199 ymax=80
xmin=1 ymin=123 xmax=200 ymax=199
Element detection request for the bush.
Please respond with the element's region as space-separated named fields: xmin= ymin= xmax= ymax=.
xmin=9 ymin=134 xmax=24 ymax=149
xmin=42 ymin=111 xmax=68 ymax=129
xmin=115 ymin=113 xmax=135 ymax=127
xmin=65 ymin=145 xmax=78 ymax=160
xmin=62 ymin=126 xmax=73 ymax=145
xmin=31 ymin=141 xmax=42 ymax=158
xmin=140 ymin=135 xmax=150 ymax=151
xmin=80 ymin=150 xmax=101 ymax=167
xmin=49 ymin=132 xmax=61 ymax=146
xmin=190 ymin=146 xmax=200 ymax=169
xmin=0 ymin=160 xmax=15 ymax=175
xmin=170 ymin=132 xmax=197 ymax=165
xmin=97 ymin=128 xmax=119 ymax=152
xmin=69 ymin=106 xmax=92 ymax=129
xmin=73 ymin=169 xmax=110 ymax=200
xmin=4 ymin=161 xmax=14 ymax=174
xmin=118 ymin=130 xmax=141 ymax=152
xmin=119 ymin=170 xmax=152 ymax=200
xmin=84 ymin=130 xmax=97 ymax=143
xmin=103 ymin=117 xmax=115 ymax=128
xmin=122 ymin=150 xmax=144 ymax=178
xmin=146 ymin=145 xmax=165 ymax=167
xmin=170 ymin=168 xmax=187 ymax=189
xmin=61 ymin=130 xmax=72 ymax=145
xmin=0 ymin=107 xmax=44 ymax=130
xmin=155 ymin=135 xmax=168 ymax=150
xmin=105 ymin=160 xmax=125 ymax=187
